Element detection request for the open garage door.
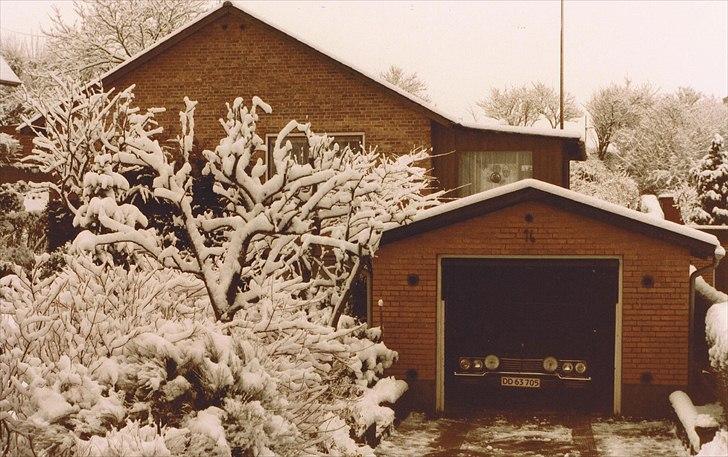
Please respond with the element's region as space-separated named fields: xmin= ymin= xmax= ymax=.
xmin=442 ymin=258 xmax=619 ymax=413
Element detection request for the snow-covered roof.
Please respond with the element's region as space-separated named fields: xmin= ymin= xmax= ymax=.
xmin=19 ymin=1 xmax=584 ymax=146
xmin=0 ymin=56 xmax=21 ymax=87
xmin=383 ymin=179 xmax=724 ymax=259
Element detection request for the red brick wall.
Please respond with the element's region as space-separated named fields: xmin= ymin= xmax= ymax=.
xmin=103 ymin=13 xmax=431 ymax=168
xmin=372 ymin=201 xmax=696 ymax=393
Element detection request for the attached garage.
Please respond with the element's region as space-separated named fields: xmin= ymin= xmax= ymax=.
xmin=443 ymin=257 xmax=618 ymax=413
xmin=371 ymin=179 xmax=723 ymax=417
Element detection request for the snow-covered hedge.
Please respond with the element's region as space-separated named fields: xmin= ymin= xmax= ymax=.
xmin=570 ymin=156 xmax=640 ymax=209
xmin=0 ymin=255 xmax=406 ymax=456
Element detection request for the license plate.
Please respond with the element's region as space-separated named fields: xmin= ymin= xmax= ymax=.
xmin=500 ymin=376 xmax=541 ymax=388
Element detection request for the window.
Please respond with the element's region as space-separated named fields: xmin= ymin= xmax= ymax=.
xmin=458 ymin=151 xmax=532 ymax=197
xmin=266 ymin=132 xmax=365 ymax=176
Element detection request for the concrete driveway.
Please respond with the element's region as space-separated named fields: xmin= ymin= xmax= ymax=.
xmin=375 ymin=412 xmax=687 ymax=457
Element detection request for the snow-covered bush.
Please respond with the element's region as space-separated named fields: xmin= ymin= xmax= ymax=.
xmin=5 ymin=88 xmax=437 ymax=455
xmin=693 ymin=135 xmax=728 ymax=225
xmin=0 ymin=182 xmax=48 ymax=274
xmin=1 ymin=255 xmax=407 ymax=456
xmin=570 ymin=155 xmax=640 ymax=209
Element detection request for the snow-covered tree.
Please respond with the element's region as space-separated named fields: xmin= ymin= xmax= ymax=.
xmin=21 ymin=80 xmax=146 ymax=218
xmin=70 ymin=92 xmax=440 ymax=323
xmin=614 ymin=90 xmax=728 ymax=194
xmin=380 ymin=65 xmax=431 ymax=102
xmin=586 ymin=80 xmax=655 ymax=160
xmin=531 ymin=82 xmax=582 ymax=129
xmin=0 ymin=35 xmax=50 ymax=125
xmin=570 ymin=154 xmax=640 ymax=209
xmin=693 ymin=134 xmax=728 ymax=225
xmin=3 ymin=87 xmax=440 ymax=455
xmin=475 ymin=82 xmax=580 ymax=127
xmin=44 ymin=0 xmax=208 ymax=79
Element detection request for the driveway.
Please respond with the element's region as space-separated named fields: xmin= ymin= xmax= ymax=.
xmin=375 ymin=412 xmax=687 ymax=457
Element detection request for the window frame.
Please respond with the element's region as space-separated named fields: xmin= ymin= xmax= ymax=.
xmin=458 ymin=150 xmax=533 ymax=197
xmin=265 ymin=131 xmax=366 ymax=179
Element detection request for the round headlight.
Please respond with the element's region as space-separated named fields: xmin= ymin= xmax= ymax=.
xmin=472 ymin=359 xmax=484 ymax=370
xmin=459 ymin=358 xmax=471 ymax=370
xmin=575 ymin=362 xmax=587 ymax=374
xmin=562 ymin=362 xmax=574 ymax=373
xmin=484 ymin=354 xmax=500 ymax=370
xmin=543 ymin=356 xmax=558 ymax=373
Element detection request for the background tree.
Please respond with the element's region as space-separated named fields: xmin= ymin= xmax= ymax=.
xmin=476 ymin=82 xmax=580 ymax=127
xmin=0 ymin=35 xmax=50 ymax=125
xmin=44 ymin=0 xmax=208 ymax=79
xmin=613 ymin=89 xmax=728 ymax=194
xmin=380 ymin=65 xmax=431 ymax=102
xmin=586 ymin=80 xmax=655 ymax=160
xmin=692 ymin=134 xmax=728 ymax=225
xmin=570 ymin=154 xmax=640 ymax=209
xmin=532 ymin=82 xmax=582 ymax=128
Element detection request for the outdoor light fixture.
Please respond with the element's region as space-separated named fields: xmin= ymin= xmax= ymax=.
xmin=484 ymin=354 xmax=500 ymax=370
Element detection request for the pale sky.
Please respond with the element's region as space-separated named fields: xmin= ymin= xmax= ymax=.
xmin=0 ymin=0 xmax=726 ymax=124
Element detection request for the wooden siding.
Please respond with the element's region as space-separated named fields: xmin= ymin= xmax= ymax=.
xmin=431 ymin=122 xmax=573 ymax=193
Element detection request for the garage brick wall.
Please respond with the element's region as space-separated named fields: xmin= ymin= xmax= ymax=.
xmin=103 ymin=12 xmax=432 ymax=168
xmin=371 ymin=200 xmax=698 ymax=394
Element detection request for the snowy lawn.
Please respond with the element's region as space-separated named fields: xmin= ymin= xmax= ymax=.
xmin=376 ymin=412 xmax=688 ymax=456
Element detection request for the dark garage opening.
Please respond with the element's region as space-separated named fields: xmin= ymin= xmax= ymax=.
xmin=442 ymin=258 xmax=619 ymax=413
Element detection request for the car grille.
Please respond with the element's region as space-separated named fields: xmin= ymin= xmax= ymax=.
xmin=499 ymin=358 xmax=544 ymax=373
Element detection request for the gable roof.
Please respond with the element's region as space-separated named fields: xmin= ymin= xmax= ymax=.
xmin=0 ymin=56 xmax=21 ymax=87
xmin=19 ymin=0 xmax=585 ymax=156
xmin=381 ymin=178 xmax=724 ymax=260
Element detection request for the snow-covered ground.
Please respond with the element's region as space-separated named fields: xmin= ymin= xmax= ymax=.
xmin=376 ymin=412 xmax=688 ymax=456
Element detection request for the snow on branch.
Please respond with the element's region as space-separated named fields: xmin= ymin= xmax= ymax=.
xmin=70 ymin=90 xmax=441 ymax=323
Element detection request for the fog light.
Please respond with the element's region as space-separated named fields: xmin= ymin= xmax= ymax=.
xmin=543 ymin=356 xmax=558 ymax=373
xmin=562 ymin=362 xmax=574 ymax=373
xmin=484 ymin=354 xmax=500 ymax=370
xmin=575 ymin=362 xmax=587 ymax=374
xmin=472 ymin=359 xmax=484 ymax=370
xmin=459 ymin=358 xmax=471 ymax=371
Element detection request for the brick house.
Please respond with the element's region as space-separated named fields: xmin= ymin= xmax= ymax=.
xmin=13 ymin=2 xmax=723 ymax=417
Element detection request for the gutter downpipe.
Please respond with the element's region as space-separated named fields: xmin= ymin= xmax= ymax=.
xmin=688 ymin=254 xmax=721 ymax=390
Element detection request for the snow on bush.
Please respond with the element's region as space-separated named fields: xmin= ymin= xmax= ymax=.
xmin=1 ymin=254 xmax=408 ymax=455
xmin=639 ymin=194 xmax=665 ymax=220
xmin=3 ymin=86 xmax=437 ymax=455
xmin=570 ymin=155 xmax=640 ymax=209
xmin=697 ymin=429 xmax=728 ymax=456
xmin=0 ymin=182 xmax=48 ymax=274
xmin=706 ymin=302 xmax=728 ymax=373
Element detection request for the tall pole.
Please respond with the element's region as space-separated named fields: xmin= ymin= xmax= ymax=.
xmin=559 ymin=0 xmax=564 ymax=129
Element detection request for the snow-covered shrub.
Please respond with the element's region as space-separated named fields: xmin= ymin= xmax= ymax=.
xmin=698 ymin=429 xmax=728 ymax=456
xmin=0 ymin=132 xmax=21 ymax=167
xmin=0 ymin=182 xmax=48 ymax=274
xmin=706 ymin=301 xmax=728 ymax=373
xmin=693 ymin=135 xmax=728 ymax=225
xmin=1 ymin=255 xmax=407 ymax=456
xmin=570 ymin=155 xmax=640 ymax=208
xmin=5 ymin=88 xmax=436 ymax=455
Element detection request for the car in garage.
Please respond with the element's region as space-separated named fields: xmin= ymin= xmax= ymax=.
xmin=453 ymin=301 xmax=595 ymax=390
xmin=443 ymin=258 xmax=618 ymax=411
